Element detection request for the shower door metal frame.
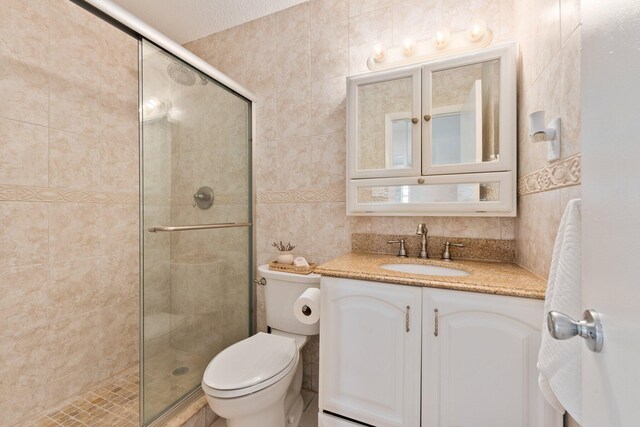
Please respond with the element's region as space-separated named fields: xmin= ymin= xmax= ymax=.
xmin=71 ymin=1 xmax=257 ymax=426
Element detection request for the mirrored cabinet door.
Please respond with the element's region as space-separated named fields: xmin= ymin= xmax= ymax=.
xmin=422 ymin=46 xmax=516 ymax=175
xmin=348 ymin=67 xmax=422 ymax=178
xmin=348 ymin=172 xmax=514 ymax=215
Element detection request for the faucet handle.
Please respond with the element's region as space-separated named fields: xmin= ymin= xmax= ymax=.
xmin=442 ymin=241 xmax=465 ymax=261
xmin=416 ymin=223 xmax=428 ymax=235
xmin=387 ymin=239 xmax=408 ymax=257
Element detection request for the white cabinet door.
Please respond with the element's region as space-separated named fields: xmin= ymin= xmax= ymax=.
xmin=320 ymin=277 xmax=422 ymax=427
xmin=422 ymin=288 xmax=562 ymax=427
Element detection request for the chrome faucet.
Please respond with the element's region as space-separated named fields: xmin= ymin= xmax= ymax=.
xmin=387 ymin=239 xmax=408 ymax=257
xmin=416 ymin=223 xmax=428 ymax=259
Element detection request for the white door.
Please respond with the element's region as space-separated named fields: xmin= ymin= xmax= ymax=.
xmin=581 ymin=0 xmax=640 ymax=425
xmin=422 ymin=288 xmax=562 ymax=427
xmin=319 ymin=278 xmax=422 ymax=427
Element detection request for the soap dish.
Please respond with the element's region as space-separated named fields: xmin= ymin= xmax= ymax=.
xmin=269 ymin=261 xmax=317 ymax=275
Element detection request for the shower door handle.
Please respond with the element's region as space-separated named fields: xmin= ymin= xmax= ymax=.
xmin=148 ymin=222 xmax=252 ymax=232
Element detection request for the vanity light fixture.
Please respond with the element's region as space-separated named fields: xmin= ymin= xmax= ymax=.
xmin=373 ymin=43 xmax=386 ymax=63
xmin=434 ymin=30 xmax=449 ymax=49
xmin=467 ymin=23 xmax=487 ymax=42
xmin=403 ymin=38 xmax=416 ymax=56
xmin=366 ymin=27 xmax=493 ymax=70
xmin=529 ymin=110 xmax=562 ymax=161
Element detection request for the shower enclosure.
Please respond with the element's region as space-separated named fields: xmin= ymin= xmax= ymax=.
xmin=140 ymin=40 xmax=253 ymax=424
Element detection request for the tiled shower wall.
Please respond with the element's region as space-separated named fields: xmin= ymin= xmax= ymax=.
xmin=0 ymin=1 xmax=139 ymax=425
xmin=184 ymin=0 xmax=517 ymax=391
xmin=514 ymin=0 xmax=582 ymax=279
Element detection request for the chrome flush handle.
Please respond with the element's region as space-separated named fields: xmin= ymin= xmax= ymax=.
xmin=547 ymin=309 xmax=604 ymax=353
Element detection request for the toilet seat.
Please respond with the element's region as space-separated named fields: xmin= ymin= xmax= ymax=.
xmin=202 ymin=332 xmax=298 ymax=398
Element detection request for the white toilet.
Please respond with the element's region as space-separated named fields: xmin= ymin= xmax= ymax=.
xmin=202 ymin=265 xmax=321 ymax=427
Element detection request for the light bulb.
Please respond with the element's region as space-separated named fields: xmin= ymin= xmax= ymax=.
xmin=402 ymin=38 xmax=415 ymax=56
xmin=373 ymin=44 xmax=385 ymax=63
xmin=434 ymin=30 xmax=448 ymax=49
xmin=467 ymin=23 xmax=486 ymax=42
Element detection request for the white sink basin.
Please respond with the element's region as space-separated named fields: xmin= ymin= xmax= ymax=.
xmin=380 ymin=263 xmax=470 ymax=276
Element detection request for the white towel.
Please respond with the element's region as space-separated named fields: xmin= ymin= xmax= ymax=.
xmin=537 ymin=198 xmax=582 ymax=423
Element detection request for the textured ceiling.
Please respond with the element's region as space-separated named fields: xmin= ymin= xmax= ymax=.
xmin=111 ymin=0 xmax=307 ymax=44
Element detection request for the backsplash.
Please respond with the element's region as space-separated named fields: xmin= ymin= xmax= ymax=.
xmin=352 ymin=233 xmax=516 ymax=262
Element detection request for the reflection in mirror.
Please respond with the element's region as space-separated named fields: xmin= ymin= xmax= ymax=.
xmin=357 ymin=77 xmax=413 ymax=170
xmin=431 ymin=59 xmax=500 ymax=166
xmin=357 ymin=182 xmax=500 ymax=204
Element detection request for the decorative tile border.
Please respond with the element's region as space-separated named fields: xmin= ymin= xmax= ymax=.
xmin=518 ymin=153 xmax=581 ymax=196
xmin=0 ymin=184 xmax=138 ymax=205
xmin=257 ymin=187 xmax=345 ymax=204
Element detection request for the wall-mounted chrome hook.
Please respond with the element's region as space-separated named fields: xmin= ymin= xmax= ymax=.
xmin=193 ymin=186 xmax=214 ymax=209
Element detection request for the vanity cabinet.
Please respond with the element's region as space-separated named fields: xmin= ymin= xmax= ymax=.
xmin=319 ymin=278 xmax=422 ymax=427
xmin=319 ymin=277 xmax=563 ymax=427
xmin=346 ymin=44 xmax=516 ymax=216
xmin=422 ymin=288 xmax=562 ymax=427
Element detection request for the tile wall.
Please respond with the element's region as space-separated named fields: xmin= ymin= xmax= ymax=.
xmin=514 ymin=0 xmax=582 ymax=279
xmin=184 ymin=0 xmax=517 ymax=392
xmin=0 ymin=0 xmax=139 ymax=425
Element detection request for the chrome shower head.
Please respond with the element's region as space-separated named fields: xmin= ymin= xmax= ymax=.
xmin=166 ymin=62 xmax=196 ymax=86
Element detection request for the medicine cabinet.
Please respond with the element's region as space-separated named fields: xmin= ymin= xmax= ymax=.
xmin=346 ymin=44 xmax=516 ymax=216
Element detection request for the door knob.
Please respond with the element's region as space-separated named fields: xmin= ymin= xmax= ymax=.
xmin=547 ymin=309 xmax=603 ymax=353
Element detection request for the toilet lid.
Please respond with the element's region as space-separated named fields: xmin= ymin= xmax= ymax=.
xmin=203 ymin=332 xmax=296 ymax=393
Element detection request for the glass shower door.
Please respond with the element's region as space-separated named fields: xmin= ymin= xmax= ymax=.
xmin=140 ymin=40 xmax=252 ymax=424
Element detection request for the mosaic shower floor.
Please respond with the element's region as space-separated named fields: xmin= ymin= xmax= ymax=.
xmin=27 ymin=367 xmax=139 ymax=427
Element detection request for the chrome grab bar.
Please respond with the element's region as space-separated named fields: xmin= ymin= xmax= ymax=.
xmin=148 ymin=222 xmax=252 ymax=233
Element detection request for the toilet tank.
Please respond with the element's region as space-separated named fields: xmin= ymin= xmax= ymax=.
xmin=257 ymin=265 xmax=320 ymax=336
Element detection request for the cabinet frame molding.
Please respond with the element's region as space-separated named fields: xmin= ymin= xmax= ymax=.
xmin=348 ymin=171 xmax=514 ymax=216
xmin=347 ymin=66 xmax=423 ymax=179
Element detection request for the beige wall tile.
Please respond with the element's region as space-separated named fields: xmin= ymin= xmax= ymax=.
xmin=46 ymin=311 xmax=101 ymax=382
xmin=516 ymin=189 xmax=562 ymax=278
xmin=310 ymin=0 xmax=349 ymax=81
xmin=0 ymin=324 xmax=48 ymax=402
xmin=500 ymin=217 xmax=516 ymax=240
xmin=391 ymin=0 xmax=442 ymax=45
xmin=47 ymin=258 xmax=103 ymax=322
xmin=352 ymin=216 xmax=395 ymax=234
xmin=276 ymin=203 xmax=313 ymax=255
xmin=276 ymin=82 xmax=311 ymax=140
xmin=101 ymin=204 xmax=139 ymax=255
xmin=0 ymin=202 xmax=49 ymax=269
xmin=349 ymin=0 xmax=398 ymax=17
xmin=0 ymin=117 xmax=48 ymax=186
xmin=310 ymin=77 xmax=347 ymax=136
xmin=560 ymin=27 xmax=581 ymax=158
xmin=443 ymin=217 xmax=502 ymax=239
xmin=244 ymin=15 xmax=277 ymax=95
xmin=49 ymin=203 xmax=101 ymax=262
xmin=0 ymin=0 xmax=49 ymax=126
xmin=49 ymin=129 xmax=101 ymax=190
xmin=310 ymin=133 xmax=347 ymax=188
xmin=276 ymin=3 xmax=310 ymax=90
xmin=276 ymin=137 xmax=312 ymax=189
xmin=348 ymin=7 xmax=393 ymax=74
xmin=310 ymin=202 xmax=351 ymax=258
xmin=212 ymin=25 xmax=246 ymax=85
xmin=393 ymin=216 xmax=445 ymax=236
xmin=0 ymin=265 xmax=48 ymax=334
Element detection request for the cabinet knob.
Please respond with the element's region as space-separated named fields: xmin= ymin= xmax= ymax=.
xmin=423 ymin=114 xmax=432 ymax=122
xmin=411 ymin=117 xmax=419 ymax=124
xmin=418 ymin=178 xmax=425 ymax=184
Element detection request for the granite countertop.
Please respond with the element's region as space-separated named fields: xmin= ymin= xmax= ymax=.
xmin=315 ymin=253 xmax=548 ymax=300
